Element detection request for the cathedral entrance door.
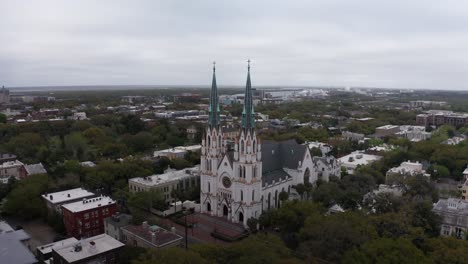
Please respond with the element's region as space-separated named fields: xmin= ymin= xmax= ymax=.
xmin=238 ymin=212 xmax=244 ymax=223
xmin=223 ymin=205 xmax=229 ymax=217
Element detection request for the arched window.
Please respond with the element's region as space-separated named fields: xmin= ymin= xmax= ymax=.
xmin=238 ymin=166 xmax=242 ymax=178
xmin=240 ymin=190 xmax=243 ymax=201
xmin=252 ymin=190 xmax=255 ymax=201
xmin=208 ymin=182 xmax=210 ymax=192
xmin=253 ymin=166 xmax=256 ymax=178
xmin=243 ymin=166 xmax=246 ymax=178
xmin=253 ymin=140 xmax=256 ymax=152
xmin=208 ymin=136 xmax=211 ymax=148
xmin=241 ymin=140 xmax=244 ymax=152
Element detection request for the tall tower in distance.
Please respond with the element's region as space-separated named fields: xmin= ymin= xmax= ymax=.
xmin=0 ymin=86 xmax=10 ymax=104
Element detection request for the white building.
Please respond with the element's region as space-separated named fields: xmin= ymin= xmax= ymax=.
xmin=200 ymin=63 xmax=333 ymax=226
xmin=71 ymin=112 xmax=88 ymax=120
xmin=0 ymin=160 xmax=25 ymax=183
xmin=338 ymin=151 xmax=382 ymax=174
xmin=306 ymin=141 xmax=332 ymax=156
xmin=433 ymin=198 xmax=468 ymax=238
xmin=313 ymin=156 xmax=341 ymax=181
xmin=396 ymin=125 xmax=432 ymax=142
xmin=153 ymin=145 xmax=201 ymax=160
xmin=42 ymin=188 xmax=96 ymax=213
xmin=129 ymin=166 xmax=200 ymax=203
xmin=386 ymin=161 xmax=430 ymax=181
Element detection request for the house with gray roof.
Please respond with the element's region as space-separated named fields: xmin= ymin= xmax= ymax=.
xmin=433 ymin=198 xmax=468 ymax=239
xmin=0 ymin=227 xmax=37 ymax=264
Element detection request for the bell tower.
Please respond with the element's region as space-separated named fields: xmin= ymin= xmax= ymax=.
xmin=200 ymin=62 xmax=225 ymax=216
xmin=232 ymin=60 xmax=263 ymax=225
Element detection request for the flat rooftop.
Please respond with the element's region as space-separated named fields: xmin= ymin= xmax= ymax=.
xmin=37 ymin=237 xmax=79 ymax=255
xmin=42 ymin=188 xmax=95 ymax=205
xmin=129 ymin=166 xmax=199 ymax=187
xmin=338 ymin=151 xmax=382 ymax=166
xmin=61 ymin=196 xmax=115 ymax=213
xmin=53 ymin=234 xmax=124 ymax=263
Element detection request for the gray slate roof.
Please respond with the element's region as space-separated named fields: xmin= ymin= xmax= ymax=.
xmin=433 ymin=198 xmax=468 ymax=227
xmin=0 ymin=230 xmax=37 ymax=264
xmin=24 ymin=163 xmax=47 ymax=175
xmin=261 ymin=140 xmax=307 ymax=186
xmin=261 ymin=140 xmax=307 ymax=174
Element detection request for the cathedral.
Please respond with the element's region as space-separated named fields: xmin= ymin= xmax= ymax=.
xmin=200 ymin=62 xmax=336 ymax=226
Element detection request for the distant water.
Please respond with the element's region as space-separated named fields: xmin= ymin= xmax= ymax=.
xmin=8 ymin=85 xmax=336 ymax=93
xmin=8 ymin=85 xmax=211 ymax=92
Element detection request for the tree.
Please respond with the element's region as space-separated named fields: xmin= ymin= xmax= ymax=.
xmin=64 ymin=132 xmax=89 ymax=160
xmin=3 ymin=174 xmax=49 ymax=219
xmin=133 ymin=247 xmax=207 ymax=264
xmin=247 ymin=217 xmax=258 ymax=232
xmin=342 ymin=238 xmax=431 ymax=264
xmin=278 ymin=191 xmax=289 ymax=206
xmin=425 ymin=237 xmax=468 ymax=264
xmin=298 ymin=212 xmax=378 ymax=262
xmin=120 ymin=114 xmax=145 ymax=135
xmin=0 ymin=113 xmax=6 ymax=123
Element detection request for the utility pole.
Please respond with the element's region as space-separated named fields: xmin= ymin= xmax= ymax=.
xmin=184 ymin=209 xmax=188 ymax=250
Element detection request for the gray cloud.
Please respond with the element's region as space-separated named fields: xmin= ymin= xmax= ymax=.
xmin=1 ymin=0 xmax=468 ymax=89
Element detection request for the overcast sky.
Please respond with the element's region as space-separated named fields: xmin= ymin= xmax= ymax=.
xmin=1 ymin=1 xmax=468 ymax=90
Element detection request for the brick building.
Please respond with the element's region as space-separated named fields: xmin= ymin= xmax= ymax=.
xmin=62 ymin=196 xmax=117 ymax=239
xmin=416 ymin=110 xmax=468 ymax=127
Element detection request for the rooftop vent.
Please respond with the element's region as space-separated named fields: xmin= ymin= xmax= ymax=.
xmin=50 ymin=195 xmax=53 ymax=200
xmin=74 ymin=243 xmax=82 ymax=252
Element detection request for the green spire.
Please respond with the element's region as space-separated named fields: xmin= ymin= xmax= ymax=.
xmin=208 ymin=61 xmax=220 ymax=128
xmin=242 ymin=60 xmax=255 ymax=132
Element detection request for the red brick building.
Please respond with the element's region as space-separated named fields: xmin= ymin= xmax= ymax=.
xmin=62 ymin=196 xmax=117 ymax=239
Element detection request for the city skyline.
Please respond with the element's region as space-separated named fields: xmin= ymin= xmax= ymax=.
xmin=2 ymin=1 xmax=468 ymax=90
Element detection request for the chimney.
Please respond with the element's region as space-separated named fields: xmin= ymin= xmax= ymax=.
xmin=67 ymin=193 xmax=71 ymax=198
xmin=151 ymin=231 xmax=157 ymax=245
xmin=142 ymin=221 xmax=149 ymax=229
xmin=88 ymin=241 xmax=97 ymax=254
xmin=50 ymin=195 xmax=53 ymax=200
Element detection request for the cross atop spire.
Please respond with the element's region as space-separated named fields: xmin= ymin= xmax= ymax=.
xmin=242 ymin=59 xmax=255 ymax=132
xmin=208 ymin=62 xmax=220 ymax=128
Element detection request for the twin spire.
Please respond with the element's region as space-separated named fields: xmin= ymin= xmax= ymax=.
xmin=208 ymin=61 xmax=255 ymax=132
xmin=208 ymin=62 xmax=220 ymax=128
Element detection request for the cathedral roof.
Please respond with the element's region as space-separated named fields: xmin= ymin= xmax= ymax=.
xmin=262 ymin=169 xmax=290 ymax=187
xmin=261 ymin=139 xmax=308 ymax=174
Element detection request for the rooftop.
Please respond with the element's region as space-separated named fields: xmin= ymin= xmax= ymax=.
xmin=433 ymin=198 xmax=468 ymax=215
xmin=24 ymin=163 xmax=47 ymax=175
xmin=0 ymin=221 xmax=14 ymax=234
xmin=37 ymin=237 xmax=79 ymax=255
xmin=0 ymin=160 xmax=24 ymax=168
xmin=0 ymin=230 xmax=36 ymax=264
xmin=61 ymin=196 xmax=115 ymax=213
xmin=42 ymin=188 xmax=95 ymax=205
xmin=338 ymin=151 xmax=382 ymax=166
xmin=104 ymin=213 xmax=132 ymax=228
xmin=129 ymin=166 xmax=199 ymax=187
xmin=376 ymin=125 xmax=399 ymax=130
xmin=53 ymin=234 xmax=124 ymax=263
